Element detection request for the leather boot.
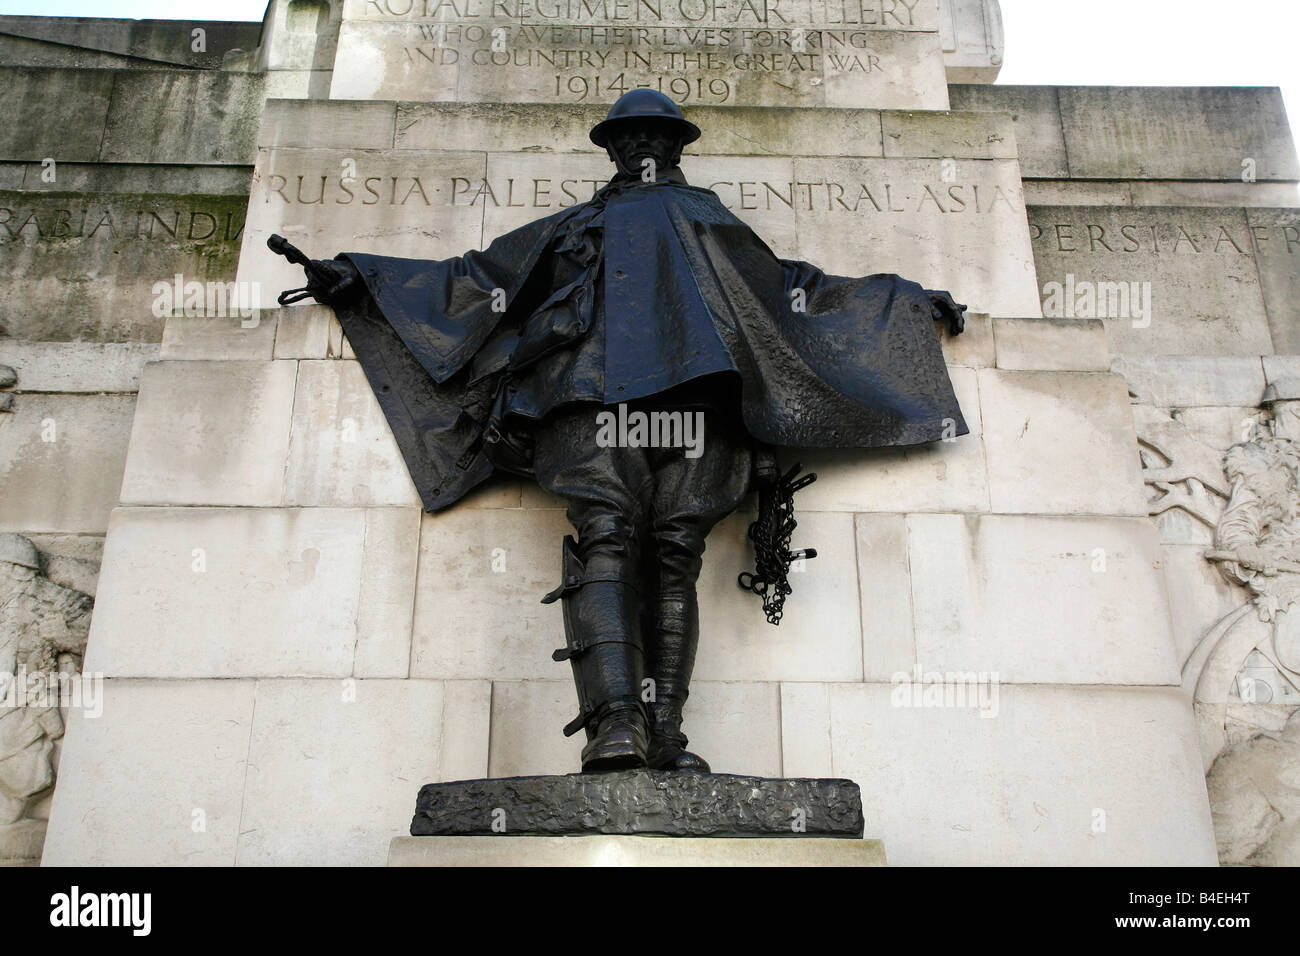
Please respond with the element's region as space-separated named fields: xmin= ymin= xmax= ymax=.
xmin=644 ymin=592 xmax=710 ymax=772
xmin=543 ymin=536 xmax=649 ymax=772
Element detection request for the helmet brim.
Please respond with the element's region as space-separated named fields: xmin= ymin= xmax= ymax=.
xmin=590 ymin=115 xmax=702 ymax=149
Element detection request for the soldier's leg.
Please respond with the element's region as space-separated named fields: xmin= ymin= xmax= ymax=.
xmin=534 ymin=403 xmax=655 ymax=772
xmin=643 ymin=404 xmax=753 ymax=772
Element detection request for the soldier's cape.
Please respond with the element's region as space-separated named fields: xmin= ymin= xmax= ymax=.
xmin=328 ymin=167 xmax=968 ymax=513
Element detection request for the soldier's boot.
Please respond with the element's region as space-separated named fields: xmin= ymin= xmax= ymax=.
xmin=543 ymin=536 xmax=649 ymax=772
xmin=645 ymin=592 xmax=711 ymax=773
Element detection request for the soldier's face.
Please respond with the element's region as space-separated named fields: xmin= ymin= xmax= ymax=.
xmin=607 ymin=121 xmax=683 ymax=176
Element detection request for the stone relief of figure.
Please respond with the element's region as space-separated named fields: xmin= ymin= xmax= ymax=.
xmin=1137 ymin=387 xmax=1300 ymax=864
xmin=0 ymin=532 xmax=94 ymax=863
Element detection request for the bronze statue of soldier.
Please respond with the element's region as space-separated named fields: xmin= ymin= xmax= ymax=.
xmin=273 ymin=89 xmax=968 ymax=775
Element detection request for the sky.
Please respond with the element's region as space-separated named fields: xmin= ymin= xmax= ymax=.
xmin=0 ymin=0 xmax=1295 ymax=120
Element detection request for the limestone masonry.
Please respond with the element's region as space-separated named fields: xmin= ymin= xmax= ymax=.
xmin=0 ymin=0 xmax=1295 ymax=866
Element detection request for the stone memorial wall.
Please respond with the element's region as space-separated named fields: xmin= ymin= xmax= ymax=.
xmin=1 ymin=0 xmax=1294 ymax=866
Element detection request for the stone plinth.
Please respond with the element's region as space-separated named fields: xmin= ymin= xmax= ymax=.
xmin=411 ymin=770 xmax=864 ymax=837
xmin=389 ymin=834 xmax=887 ymax=866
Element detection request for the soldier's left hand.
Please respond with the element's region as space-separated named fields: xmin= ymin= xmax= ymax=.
xmin=926 ymin=290 xmax=966 ymax=336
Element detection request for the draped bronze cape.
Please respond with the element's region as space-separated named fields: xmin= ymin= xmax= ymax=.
xmin=328 ymin=168 xmax=968 ymax=513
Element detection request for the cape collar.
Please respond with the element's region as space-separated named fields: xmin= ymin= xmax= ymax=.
xmin=601 ymin=166 xmax=689 ymax=195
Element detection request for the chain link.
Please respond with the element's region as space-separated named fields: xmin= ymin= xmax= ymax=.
xmin=738 ymin=463 xmax=818 ymax=625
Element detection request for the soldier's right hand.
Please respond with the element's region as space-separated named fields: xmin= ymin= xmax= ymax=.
xmin=306 ymin=258 xmax=362 ymax=306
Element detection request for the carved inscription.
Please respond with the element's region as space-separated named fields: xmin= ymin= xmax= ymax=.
xmin=0 ymin=202 xmax=245 ymax=244
xmin=262 ymin=171 xmax=1022 ymax=214
xmin=357 ymin=0 xmax=930 ymax=27
xmin=336 ymin=0 xmax=939 ymax=105
xmin=1030 ymin=218 xmax=1299 ymax=257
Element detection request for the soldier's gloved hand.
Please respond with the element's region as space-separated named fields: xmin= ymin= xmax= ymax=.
xmin=305 ymin=258 xmax=362 ymax=306
xmin=925 ymin=290 xmax=967 ymax=336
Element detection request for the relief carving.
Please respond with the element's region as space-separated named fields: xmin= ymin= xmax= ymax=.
xmin=0 ymin=532 xmax=95 ymax=864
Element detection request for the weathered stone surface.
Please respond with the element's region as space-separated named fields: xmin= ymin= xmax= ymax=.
xmin=782 ymin=683 xmax=1218 ymax=865
xmin=411 ymin=770 xmax=864 ymax=837
xmin=236 ymin=146 xmax=488 ymax=295
xmin=0 ymin=819 xmax=47 ymax=862
xmin=100 ymin=72 xmax=265 ymax=166
xmin=0 ymin=393 xmax=136 ymax=534
xmin=40 ymin=676 xmax=491 ymax=866
xmin=1206 ymin=710 xmax=1300 ymax=866
xmin=252 ymin=0 xmax=344 ymax=75
xmin=388 ymin=833 xmax=887 ymax=865
xmin=0 ymin=68 xmax=265 ymax=166
xmin=0 ymin=342 xmax=157 ymax=392
xmin=1161 ymin=543 xmax=1244 ymax=670
xmin=42 ymin=679 xmax=255 ymax=866
xmin=284 ymin=360 xmax=422 ymax=507
xmin=355 ymin=507 xmax=422 ymax=678
xmin=906 ymin=514 xmax=1180 ymax=684
xmin=1248 ymin=208 xmax=1300 ymax=354
xmin=411 ymin=507 xmax=570 ymax=681
xmin=1057 ymin=87 xmax=1300 ymax=182
xmin=411 ymin=507 xmax=860 ymax=682
xmin=330 ymin=13 xmax=949 ymax=110
xmin=793 ymin=366 xmax=987 ymax=513
xmin=237 ymin=679 xmax=488 ymax=866
xmin=939 ymin=0 xmax=1003 ymax=83
xmin=941 ymin=310 xmax=993 ymax=367
xmin=486 ymin=680 xmax=583 ymax=776
xmin=83 ymin=508 xmax=417 ymax=678
xmin=15 ymin=161 xmax=253 ymax=196
xmin=1022 ymin=180 xmax=1133 ymax=208
xmin=854 ymin=514 xmax=915 ymax=681
xmin=992 ymin=317 xmax=1108 ymax=372
xmin=272 ymin=304 xmax=345 ymax=359
xmin=0 ymin=69 xmax=114 ymax=162
xmin=881 ymin=108 xmax=1016 ymax=160
xmin=0 ymin=16 xmax=261 ymax=70
xmin=487 ymin=680 xmax=781 ymax=777
xmin=978 ymin=369 xmax=1148 ymax=516
xmin=159 ymin=313 xmax=278 ymax=361
xmin=946 ymin=84 xmax=1067 ymax=178
xmin=1263 ymin=355 xmax=1300 ymax=396
xmin=1029 ymin=206 xmax=1275 ymax=356
xmin=1126 ymin=181 xmax=1300 ymax=208
xmin=257 ymin=99 xmax=398 ymax=150
xmin=791 ymin=155 xmax=1037 ymax=317
xmin=394 ymin=102 xmax=889 ymax=157
xmin=0 ymin=191 xmax=248 ymax=343
xmin=1114 ymin=355 xmax=1266 ymax=408
xmin=119 ymin=360 xmax=297 ymax=507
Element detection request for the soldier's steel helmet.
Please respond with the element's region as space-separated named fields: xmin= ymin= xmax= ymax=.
xmin=589 ymin=89 xmax=702 ymax=148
